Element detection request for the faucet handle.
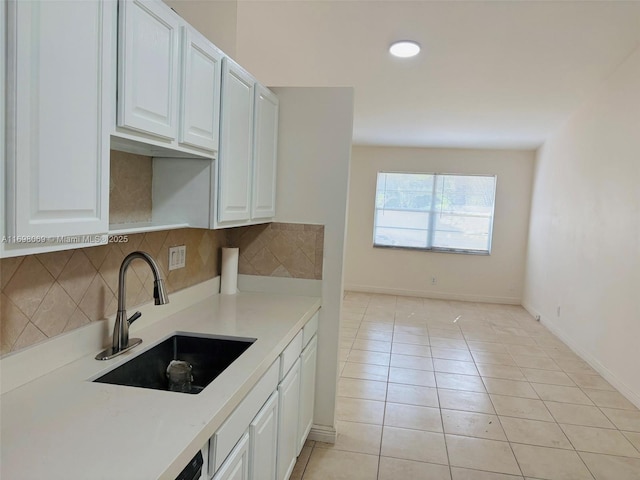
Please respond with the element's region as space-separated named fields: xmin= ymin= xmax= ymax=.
xmin=127 ymin=311 xmax=142 ymax=325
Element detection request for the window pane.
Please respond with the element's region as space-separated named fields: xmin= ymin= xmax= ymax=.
xmin=433 ymin=214 xmax=492 ymax=251
xmin=374 ymin=227 xmax=429 ymax=248
xmin=434 ymin=175 xmax=496 ymax=215
xmin=375 ymin=209 xmax=429 ymax=229
xmin=376 ymin=172 xmax=433 ymax=210
xmin=373 ymin=172 xmax=496 ymax=253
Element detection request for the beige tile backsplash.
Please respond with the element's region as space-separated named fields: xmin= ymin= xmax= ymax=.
xmin=0 ymin=228 xmax=225 ymax=355
xmin=0 ymin=222 xmax=323 ymax=355
xmin=228 ymin=223 xmax=324 ymax=280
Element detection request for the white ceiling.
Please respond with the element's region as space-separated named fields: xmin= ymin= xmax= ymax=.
xmin=235 ymin=0 xmax=640 ymax=149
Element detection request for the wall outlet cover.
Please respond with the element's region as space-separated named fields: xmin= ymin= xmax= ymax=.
xmin=169 ymin=245 xmax=186 ymax=270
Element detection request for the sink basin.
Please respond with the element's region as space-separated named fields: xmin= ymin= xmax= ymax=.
xmin=94 ymin=333 xmax=255 ymax=394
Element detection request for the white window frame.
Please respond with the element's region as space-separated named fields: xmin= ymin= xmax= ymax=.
xmin=373 ymin=171 xmax=497 ymax=255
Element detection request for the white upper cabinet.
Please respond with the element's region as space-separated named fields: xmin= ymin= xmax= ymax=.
xmin=216 ymin=58 xmax=255 ymax=225
xmin=117 ymin=0 xmax=179 ymax=140
xmin=252 ymin=85 xmax=279 ymax=220
xmin=4 ymin=0 xmax=114 ymax=242
xmin=179 ymin=26 xmax=222 ymax=151
xmin=115 ymin=0 xmax=221 ymax=157
xmin=1 ymin=0 xmax=5 ymax=246
xmin=214 ymin=61 xmax=278 ymax=229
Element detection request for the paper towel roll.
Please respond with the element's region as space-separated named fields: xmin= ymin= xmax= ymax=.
xmin=220 ymin=247 xmax=239 ymax=294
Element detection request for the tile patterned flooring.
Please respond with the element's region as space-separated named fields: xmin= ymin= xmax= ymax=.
xmin=291 ymin=292 xmax=640 ymax=480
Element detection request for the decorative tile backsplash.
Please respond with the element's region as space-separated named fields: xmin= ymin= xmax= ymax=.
xmin=0 ymin=222 xmax=324 ymax=355
xmin=227 ymin=223 xmax=324 ymax=280
xmin=0 ymin=228 xmax=225 ymax=355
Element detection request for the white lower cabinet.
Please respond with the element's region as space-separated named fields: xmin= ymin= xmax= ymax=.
xmin=209 ymin=311 xmax=319 ymax=480
xmin=297 ymin=335 xmax=318 ymax=455
xmin=249 ymin=391 xmax=279 ymax=480
xmin=213 ymin=432 xmax=250 ymax=480
xmin=276 ymin=358 xmax=302 ymax=480
xmin=210 ymin=360 xmax=279 ymax=474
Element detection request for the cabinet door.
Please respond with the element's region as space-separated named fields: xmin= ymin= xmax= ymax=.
xmin=5 ymin=0 xmax=113 ymax=238
xmin=276 ymin=359 xmax=301 ymax=480
xmin=251 ymin=85 xmax=279 ymax=220
xmin=217 ymin=58 xmax=255 ymax=224
xmin=1 ymin=0 xmax=5 ymax=243
xmin=297 ymin=335 xmax=317 ymax=455
xmin=118 ymin=0 xmax=179 ymax=139
xmin=179 ymin=26 xmax=222 ymax=151
xmin=213 ymin=432 xmax=250 ymax=480
xmin=249 ymin=391 xmax=278 ymax=480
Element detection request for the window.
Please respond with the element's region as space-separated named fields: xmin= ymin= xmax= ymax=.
xmin=373 ymin=172 xmax=497 ymax=254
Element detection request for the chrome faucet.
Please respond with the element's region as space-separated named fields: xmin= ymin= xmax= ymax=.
xmin=96 ymin=251 xmax=169 ymax=360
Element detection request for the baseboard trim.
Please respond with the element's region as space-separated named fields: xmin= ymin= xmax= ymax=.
xmin=307 ymin=424 xmax=336 ymax=444
xmin=344 ymin=283 xmax=521 ymax=305
xmin=522 ymin=301 xmax=640 ymax=410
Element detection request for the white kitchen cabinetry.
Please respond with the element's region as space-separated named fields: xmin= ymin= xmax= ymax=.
xmin=208 ymin=312 xmax=319 ymax=480
xmin=115 ymin=0 xmax=221 ymax=157
xmin=249 ymin=392 xmax=279 ymax=480
xmin=2 ymin=0 xmax=114 ymax=257
xmin=110 ymin=0 xmax=226 ymax=235
xmin=1 ymin=0 xmax=5 ymax=253
xmin=214 ymin=59 xmax=279 ymax=228
xmin=276 ymin=358 xmax=302 ymax=480
xmin=251 ymin=85 xmax=279 ymax=220
xmin=180 ymin=27 xmax=223 ymax=151
xmin=211 ymin=361 xmax=279 ymax=474
xmin=117 ymin=0 xmax=179 ymax=140
xmin=212 ymin=432 xmax=250 ymax=480
xmin=216 ymin=58 xmax=255 ymax=225
xmin=297 ymin=335 xmax=318 ymax=455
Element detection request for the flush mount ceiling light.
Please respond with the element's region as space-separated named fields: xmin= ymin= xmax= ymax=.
xmin=389 ymin=40 xmax=421 ymax=58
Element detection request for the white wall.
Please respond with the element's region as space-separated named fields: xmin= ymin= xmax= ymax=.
xmin=164 ymin=0 xmax=237 ymax=56
xmin=345 ymin=146 xmax=534 ymax=304
xmin=524 ymin=46 xmax=640 ymax=407
xmin=272 ymin=87 xmax=354 ymax=437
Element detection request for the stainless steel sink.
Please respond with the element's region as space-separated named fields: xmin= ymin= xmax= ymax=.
xmin=94 ymin=333 xmax=256 ymax=394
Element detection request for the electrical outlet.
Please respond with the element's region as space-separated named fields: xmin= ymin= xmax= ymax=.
xmin=431 ymin=277 xmax=437 ymax=285
xmin=169 ymin=245 xmax=186 ymax=271
xmin=535 ymin=315 xmax=541 ymax=322
xmin=557 ymin=306 xmax=561 ymax=317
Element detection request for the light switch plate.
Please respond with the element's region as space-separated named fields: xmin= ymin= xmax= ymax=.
xmin=169 ymin=245 xmax=186 ymax=270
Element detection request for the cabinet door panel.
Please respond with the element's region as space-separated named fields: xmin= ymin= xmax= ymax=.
xmin=276 ymin=359 xmax=301 ymax=480
xmin=297 ymin=335 xmax=317 ymax=455
xmin=213 ymin=432 xmax=250 ymax=480
xmin=179 ymin=26 xmax=222 ymax=151
xmin=6 ymin=0 xmax=112 ymax=238
xmin=252 ymin=85 xmax=279 ymax=220
xmin=118 ymin=0 xmax=179 ymax=139
xmin=249 ymin=391 xmax=278 ymax=480
xmin=1 ymin=0 xmax=6 ymax=245
xmin=217 ymin=58 xmax=254 ymax=224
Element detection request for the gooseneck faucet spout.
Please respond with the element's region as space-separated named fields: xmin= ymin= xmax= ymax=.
xmin=96 ymin=251 xmax=169 ymax=360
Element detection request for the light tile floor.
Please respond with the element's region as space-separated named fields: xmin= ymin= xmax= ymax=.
xmin=291 ymin=292 xmax=640 ymax=480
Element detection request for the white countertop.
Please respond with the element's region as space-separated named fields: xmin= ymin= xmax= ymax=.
xmin=0 ymin=290 xmax=321 ymax=480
